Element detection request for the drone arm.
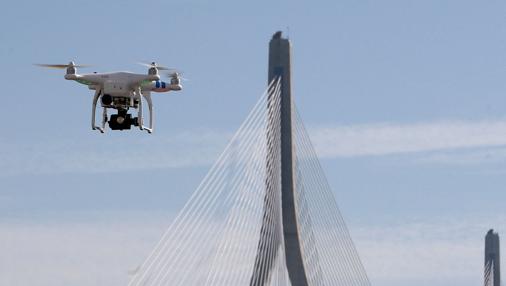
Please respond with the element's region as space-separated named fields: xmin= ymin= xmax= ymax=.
xmin=64 ymin=73 xmax=82 ymax=81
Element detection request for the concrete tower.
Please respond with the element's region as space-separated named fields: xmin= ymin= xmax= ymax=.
xmin=269 ymin=31 xmax=309 ymax=286
xmin=250 ymin=31 xmax=309 ymax=286
xmin=485 ymin=229 xmax=501 ymax=286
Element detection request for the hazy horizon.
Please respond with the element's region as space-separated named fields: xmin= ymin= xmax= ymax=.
xmin=1 ymin=0 xmax=506 ymax=285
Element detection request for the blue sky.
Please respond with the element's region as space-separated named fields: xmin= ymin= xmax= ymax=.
xmin=1 ymin=0 xmax=506 ymax=285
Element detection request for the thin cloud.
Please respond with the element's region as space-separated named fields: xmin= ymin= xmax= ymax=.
xmin=309 ymin=119 xmax=506 ymax=158
xmin=0 ymin=213 xmax=502 ymax=286
xmin=3 ymin=119 xmax=506 ymax=176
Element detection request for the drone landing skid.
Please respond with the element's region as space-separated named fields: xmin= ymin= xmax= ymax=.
xmin=138 ymin=89 xmax=153 ymax=134
xmin=91 ymin=89 xmax=106 ymax=133
xmin=93 ymin=126 xmax=105 ymax=133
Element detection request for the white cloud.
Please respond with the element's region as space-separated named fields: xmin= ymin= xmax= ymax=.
xmin=309 ymin=119 xmax=506 ymax=158
xmin=4 ymin=119 xmax=506 ymax=176
xmin=1 ymin=213 xmax=503 ymax=286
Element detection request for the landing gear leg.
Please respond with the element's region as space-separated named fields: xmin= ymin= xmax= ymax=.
xmin=136 ymin=88 xmax=153 ymax=134
xmin=143 ymin=91 xmax=153 ymax=133
xmin=101 ymin=107 xmax=108 ymax=131
xmin=92 ymin=89 xmax=105 ymax=133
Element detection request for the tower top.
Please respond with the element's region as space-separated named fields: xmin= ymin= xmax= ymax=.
xmin=488 ymin=229 xmax=495 ymax=235
xmin=272 ymin=31 xmax=283 ymax=40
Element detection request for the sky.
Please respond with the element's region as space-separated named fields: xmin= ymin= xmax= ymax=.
xmin=1 ymin=0 xmax=506 ymax=285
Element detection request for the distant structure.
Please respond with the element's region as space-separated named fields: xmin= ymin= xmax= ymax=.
xmin=485 ymin=229 xmax=501 ymax=286
xmin=128 ymin=31 xmax=371 ymax=286
xmin=250 ymin=31 xmax=308 ymax=286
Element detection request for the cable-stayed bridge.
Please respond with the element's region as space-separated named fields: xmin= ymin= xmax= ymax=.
xmin=128 ymin=32 xmax=371 ymax=286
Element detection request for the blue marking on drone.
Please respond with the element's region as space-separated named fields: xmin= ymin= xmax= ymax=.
xmin=161 ymin=82 xmax=166 ymax=89
xmin=155 ymin=81 xmax=160 ymax=88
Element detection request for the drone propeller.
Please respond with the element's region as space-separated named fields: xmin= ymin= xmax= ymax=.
xmin=138 ymin=61 xmax=173 ymax=71
xmin=166 ymin=71 xmax=189 ymax=81
xmin=34 ymin=62 xmax=91 ymax=69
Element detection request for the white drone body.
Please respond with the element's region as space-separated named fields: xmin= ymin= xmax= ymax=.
xmin=40 ymin=62 xmax=183 ymax=134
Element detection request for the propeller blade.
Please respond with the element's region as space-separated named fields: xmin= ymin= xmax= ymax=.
xmin=138 ymin=62 xmax=155 ymax=68
xmin=34 ymin=63 xmax=90 ymax=69
xmin=138 ymin=62 xmax=173 ymax=71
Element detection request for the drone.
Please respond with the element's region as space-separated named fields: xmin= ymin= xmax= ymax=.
xmin=37 ymin=61 xmax=183 ymax=133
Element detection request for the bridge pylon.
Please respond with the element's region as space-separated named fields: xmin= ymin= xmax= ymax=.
xmin=250 ymin=31 xmax=309 ymax=286
xmin=128 ymin=31 xmax=371 ymax=286
xmin=485 ymin=229 xmax=501 ymax=286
